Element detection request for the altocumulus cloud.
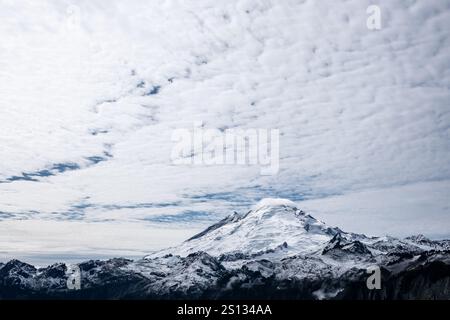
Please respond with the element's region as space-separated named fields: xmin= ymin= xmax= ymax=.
xmin=0 ymin=0 xmax=449 ymax=262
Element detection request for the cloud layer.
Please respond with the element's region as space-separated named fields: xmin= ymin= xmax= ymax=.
xmin=0 ymin=0 xmax=449 ymax=263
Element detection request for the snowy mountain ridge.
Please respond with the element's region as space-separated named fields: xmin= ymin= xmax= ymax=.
xmin=1 ymin=199 xmax=449 ymax=299
xmin=149 ymin=198 xmax=343 ymax=259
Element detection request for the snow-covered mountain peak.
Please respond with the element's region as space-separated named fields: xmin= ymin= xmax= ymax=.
xmin=405 ymin=234 xmax=430 ymax=243
xmin=147 ymin=200 xmax=450 ymax=268
xmin=150 ymin=199 xmax=340 ymax=259
xmin=247 ymin=198 xmax=308 ymax=222
xmin=251 ymin=198 xmax=300 ymax=212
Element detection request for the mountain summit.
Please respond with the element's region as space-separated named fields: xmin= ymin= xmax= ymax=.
xmin=148 ymin=198 xmax=449 ymax=269
xmin=151 ymin=198 xmax=342 ymax=259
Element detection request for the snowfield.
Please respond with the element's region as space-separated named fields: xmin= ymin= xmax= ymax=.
xmin=150 ymin=198 xmax=338 ymax=258
xmin=0 ymin=0 xmax=449 ymax=263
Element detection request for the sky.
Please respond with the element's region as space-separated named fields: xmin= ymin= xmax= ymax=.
xmin=0 ymin=0 xmax=449 ymax=264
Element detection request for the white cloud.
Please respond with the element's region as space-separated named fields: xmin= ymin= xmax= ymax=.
xmin=0 ymin=0 xmax=449 ymax=262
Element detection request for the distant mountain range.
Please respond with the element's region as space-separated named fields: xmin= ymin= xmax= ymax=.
xmin=1 ymin=199 xmax=449 ymax=299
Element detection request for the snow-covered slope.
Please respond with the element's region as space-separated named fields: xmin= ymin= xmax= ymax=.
xmin=148 ymin=199 xmax=450 ymax=270
xmin=150 ymin=199 xmax=342 ymax=258
xmin=139 ymin=199 xmax=379 ymax=280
